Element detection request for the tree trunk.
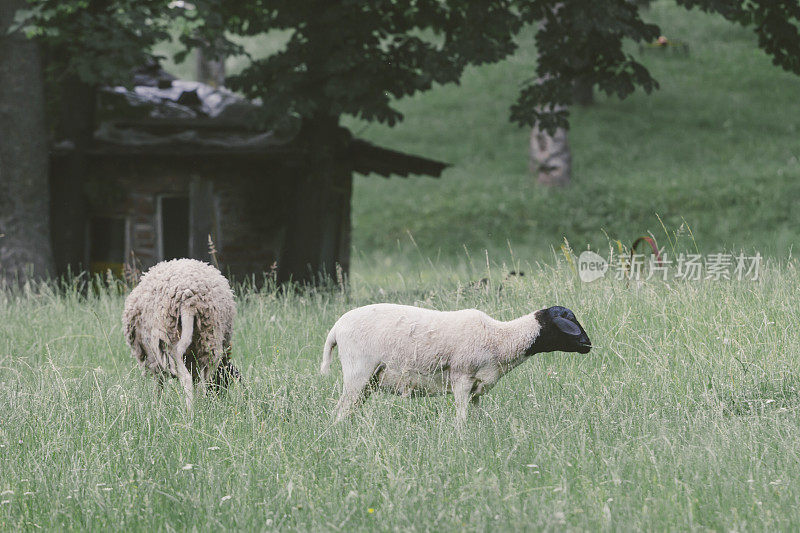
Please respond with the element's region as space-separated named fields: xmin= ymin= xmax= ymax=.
xmin=529 ymin=114 xmax=572 ymax=186
xmin=50 ymin=76 xmax=95 ymax=277
xmin=529 ymin=12 xmax=574 ymax=187
xmin=196 ymin=46 xmax=225 ymax=88
xmin=573 ymin=76 xmax=594 ymax=106
xmin=0 ymin=0 xmax=54 ymax=284
xmin=530 ymin=60 xmax=590 ymax=187
xmin=528 ymin=76 xmax=588 ymax=185
xmin=276 ymin=116 xmax=352 ymax=285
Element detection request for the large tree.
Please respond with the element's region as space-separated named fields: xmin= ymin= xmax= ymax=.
xmin=199 ymin=0 xmax=692 ymax=278
xmin=512 ymin=1 xmax=800 ymax=185
xmin=511 ymin=0 xmax=800 ymax=131
xmin=203 ymin=0 xmax=528 ymax=283
xmin=0 ymin=0 xmax=53 ymax=284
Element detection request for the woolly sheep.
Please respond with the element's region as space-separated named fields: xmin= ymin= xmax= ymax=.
xmin=321 ymin=304 xmax=591 ymax=421
xmin=122 ymin=258 xmax=240 ymax=408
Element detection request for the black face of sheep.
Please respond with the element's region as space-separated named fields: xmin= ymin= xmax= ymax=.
xmin=532 ymin=306 xmax=592 ymax=354
xmin=210 ymin=358 xmax=243 ymax=393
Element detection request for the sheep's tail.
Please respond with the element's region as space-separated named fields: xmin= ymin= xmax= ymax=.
xmin=174 ymin=303 xmax=196 ymax=365
xmin=320 ymin=327 xmax=337 ymax=375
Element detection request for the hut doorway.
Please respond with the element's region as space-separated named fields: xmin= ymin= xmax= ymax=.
xmin=157 ymin=195 xmax=190 ymax=261
xmin=88 ymin=216 xmax=127 ymax=276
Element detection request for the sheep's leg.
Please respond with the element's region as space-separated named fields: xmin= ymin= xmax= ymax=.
xmin=452 ymin=375 xmax=476 ymax=422
xmin=198 ymin=369 xmax=210 ymax=398
xmin=197 ymin=362 xmax=215 ymax=398
xmin=335 ymin=384 xmax=369 ymax=422
xmin=201 ymin=342 xmax=225 ymax=397
xmin=154 ymin=373 xmax=167 ymax=402
xmin=172 ymin=359 xmax=194 ymax=410
xmin=335 ymin=365 xmax=380 ymax=422
xmin=469 ymin=394 xmax=485 ymax=420
xmin=172 ymin=307 xmax=196 ymax=410
xmin=136 ymin=339 xmax=166 ymax=402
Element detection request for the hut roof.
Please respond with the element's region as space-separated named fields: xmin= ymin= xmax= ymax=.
xmin=76 ymin=67 xmax=448 ymax=178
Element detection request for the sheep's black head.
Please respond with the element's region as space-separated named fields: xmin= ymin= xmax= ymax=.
xmin=531 ymin=306 xmax=592 ymax=354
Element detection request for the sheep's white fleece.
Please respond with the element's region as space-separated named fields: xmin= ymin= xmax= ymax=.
xmin=122 ymin=259 xmax=235 ymax=397
xmin=322 ymin=303 xmax=543 ymax=418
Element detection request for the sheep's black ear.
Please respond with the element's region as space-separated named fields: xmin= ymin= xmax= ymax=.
xmin=553 ymin=316 xmax=581 ymax=336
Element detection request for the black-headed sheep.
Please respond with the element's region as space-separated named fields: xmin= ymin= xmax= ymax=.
xmin=321 ymin=304 xmax=591 ymax=420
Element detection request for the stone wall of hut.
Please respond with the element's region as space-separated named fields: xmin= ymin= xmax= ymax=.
xmin=52 ymin=155 xmax=293 ymax=282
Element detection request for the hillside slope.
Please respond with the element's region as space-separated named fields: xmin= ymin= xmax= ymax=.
xmin=348 ymin=2 xmax=800 ymax=270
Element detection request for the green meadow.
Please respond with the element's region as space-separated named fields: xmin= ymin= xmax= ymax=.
xmin=2 ymin=264 xmax=800 ymax=530
xmin=3 ymin=1 xmax=800 ymax=530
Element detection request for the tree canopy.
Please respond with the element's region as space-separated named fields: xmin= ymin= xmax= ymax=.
xmin=513 ymin=0 xmax=800 ymax=131
xmin=14 ymin=0 xmax=172 ymax=86
xmin=15 ymin=0 xmax=800 ymax=133
xmin=213 ymin=1 xmax=523 ymax=127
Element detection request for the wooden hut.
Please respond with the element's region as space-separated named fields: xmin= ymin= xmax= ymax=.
xmin=49 ymin=68 xmax=448 ymax=283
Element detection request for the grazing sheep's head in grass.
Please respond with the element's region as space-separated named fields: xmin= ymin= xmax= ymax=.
xmin=532 ymin=306 xmax=592 ymax=354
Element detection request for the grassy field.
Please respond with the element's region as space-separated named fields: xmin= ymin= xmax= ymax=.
xmin=4 ymin=1 xmax=800 ymax=531
xmin=2 ymin=262 xmax=800 ymax=530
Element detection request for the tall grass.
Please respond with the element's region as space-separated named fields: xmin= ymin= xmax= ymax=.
xmin=7 ymin=1 xmax=799 ymax=528
xmin=2 ymin=257 xmax=800 ymax=530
